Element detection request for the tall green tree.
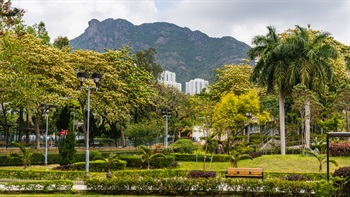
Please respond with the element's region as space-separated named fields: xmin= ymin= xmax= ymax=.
xmin=209 ymin=63 xmax=253 ymax=101
xmin=292 ymin=84 xmax=323 ymax=150
xmin=134 ymin=48 xmax=163 ymax=79
xmin=58 ymin=118 xmax=77 ymax=165
xmin=213 ymin=90 xmax=260 ymax=153
xmin=334 ymin=83 xmax=350 ymax=132
xmin=286 ymin=26 xmax=337 ymax=148
xmin=53 ymin=36 xmax=69 ymax=49
xmin=26 ymin=22 xmax=50 ymax=44
xmin=248 ymin=26 xmax=289 ymax=154
xmin=0 ymin=0 xmax=25 ymax=33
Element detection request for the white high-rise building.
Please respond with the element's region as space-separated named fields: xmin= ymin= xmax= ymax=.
xmin=185 ymin=78 xmax=209 ymax=95
xmin=158 ymin=70 xmax=182 ymax=91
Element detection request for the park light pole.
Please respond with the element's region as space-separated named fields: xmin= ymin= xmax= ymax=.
xmin=41 ymin=104 xmax=56 ymax=166
xmin=77 ymin=72 xmax=102 ymax=177
xmin=246 ymin=113 xmax=252 ymax=143
xmin=162 ymin=109 xmax=172 ymax=148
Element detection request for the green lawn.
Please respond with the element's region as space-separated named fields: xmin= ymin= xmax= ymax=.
xmin=177 ymin=154 xmax=350 ymax=173
xmin=1 ymin=154 xmax=348 ymax=173
xmin=0 ymin=154 xmax=350 ymax=172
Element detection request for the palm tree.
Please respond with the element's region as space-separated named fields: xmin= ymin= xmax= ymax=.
xmin=248 ymin=26 xmax=291 ymax=155
xmin=139 ymin=145 xmax=166 ymax=170
xmin=305 ymin=150 xmax=337 ymax=172
xmin=10 ymin=142 xmax=33 ymax=169
xmin=229 ymin=150 xmax=253 ymax=167
xmin=287 ymin=25 xmax=338 ymax=149
xmin=93 ymin=153 xmax=119 ymax=178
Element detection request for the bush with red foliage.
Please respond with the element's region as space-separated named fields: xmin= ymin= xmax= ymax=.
xmin=329 ymin=142 xmax=350 ymax=156
xmin=187 ymin=170 xmax=216 ymax=178
xmin=333 ymin=166 xmax=350 ymax=196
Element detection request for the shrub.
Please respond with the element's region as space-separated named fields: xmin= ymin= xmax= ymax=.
xmin=333 ymin=166 xmax=350 ymax=196
xmin=284 ymin=174 xmax=307 ymax=181
xmin=187 ymin=170 xmax=216 ymax=178
xmin=52 ymin=164 xmax=74 ymax=171
xmin=73 ymin=160 xmax=127 ymax=172
xmin=333 ymin=166 xmax=350 ymax=178
xmin=58 ymin=126 xmax=77 ymax=165
xmin=169 ymin=139 xmax=198 ymax=153
xmin=119 ymin=155 xmax=174 ymax=169
xmin=329 ymin=142 xmax=350 ymax=156
xmin=250 ymin=151 xmax=263 ymax=158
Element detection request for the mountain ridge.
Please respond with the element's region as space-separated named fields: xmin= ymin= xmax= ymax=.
xmin=70 ymin=18 xmax=251 ymax=85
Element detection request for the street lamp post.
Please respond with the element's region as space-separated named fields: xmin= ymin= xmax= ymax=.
xmin=162 ymin=109 xmax=172 ymax=148
xmin=77 ymin=72 xmax=102 ymax=177
xmin=41 ymin=104 xmax=56 ymax=166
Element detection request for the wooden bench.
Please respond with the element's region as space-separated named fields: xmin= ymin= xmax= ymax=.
xmin=226 ymin=167 xmax=264 ymax=180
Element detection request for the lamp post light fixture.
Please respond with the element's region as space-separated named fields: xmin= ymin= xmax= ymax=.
xmin=77 ymin=72 xmax=102 ymax=177
xmin=162 ymin=109 xmax=172 ymax=148
xmin=41 ymin=104 xmax=56 ymax=166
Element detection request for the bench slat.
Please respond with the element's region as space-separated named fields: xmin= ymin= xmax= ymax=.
xmin=226 ymin=167 xmax=264 ymax=180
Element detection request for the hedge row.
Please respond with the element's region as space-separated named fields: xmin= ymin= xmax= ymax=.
xmin=0 ymin=153 xmax=86 ymax=166
xmin=85 ymin=177 xmax=336 ymax=196
xmin=119 ymin=155 xmax=175 ymax=169
xmin=74 ymin=160 xmax=127 ymax=172
xmin=0 ymin=180 xmax=73 ymax=194
xmin=112 ymin=169 xmax=190 ymax=179
xmin=0 ymin=153 xmax=174 ymax=168
xmin=0 ymin=168 xmax=339 ymax=185
xmin=0 ymin=169 xmax=86 ymax=180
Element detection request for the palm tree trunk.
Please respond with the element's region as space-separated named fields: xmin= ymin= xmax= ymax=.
xmin=279 ymin=90 xmax=286 ymax=155
xmin=305 ymin=100 xmax=311 ymax=149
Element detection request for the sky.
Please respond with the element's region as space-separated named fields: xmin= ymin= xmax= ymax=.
xmin=11 ymin=0 xmax=350 ymax=46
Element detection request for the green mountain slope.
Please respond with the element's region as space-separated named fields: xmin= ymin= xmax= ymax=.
xmin=70 ymin=18 xmax=251 ymax=85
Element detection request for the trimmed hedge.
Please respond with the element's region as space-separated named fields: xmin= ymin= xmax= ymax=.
xmin=119 ymin=155 xmax=175 ymax=169
xmin=112 ymin=169 xmax=189 ymax=179
xmin=0 ymin=169 xmax=86 ymax=180
xmin=0 ymin=153 xmax=86 ymax=166
xmin=73 ymin=160 xmax=127 ymax=172
xmin=85 ymin=177 xmax=335 ymax=196
xmin=0 ymin=180 xmax=73 ymax=193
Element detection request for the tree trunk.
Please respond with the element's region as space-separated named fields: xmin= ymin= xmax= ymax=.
xmin=226 ymin=130 xmax=231 ymax=154
xmin=1 ymin=103 xmax=9 ymax=147
xmin=34 ymin=114 xmax=41 ymax=149
xmin=119 ymin=118 xmax=126 ymax=147
xmin=305 ymin=100 xmax=310 ymax=149
xmin=346 ymin=109 xmax=349 ymax=132
xmin=279 ymin=90 xmax=286 ymax=155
